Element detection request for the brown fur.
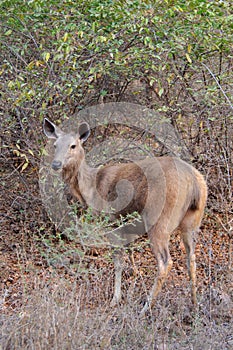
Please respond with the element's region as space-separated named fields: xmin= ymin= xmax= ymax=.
xmin=43 ymin=118 xmax=208 ymax=312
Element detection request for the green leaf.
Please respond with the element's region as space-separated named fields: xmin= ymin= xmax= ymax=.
xmin=21 ymin=162 xmax=29 ymax=172
xmin=44 ymin=52 xmax=50 ymax=62
xmin=158 ymin=88 xmax=164 ymax=97
xmin=186 ymin=53 xmax=192 ymax=63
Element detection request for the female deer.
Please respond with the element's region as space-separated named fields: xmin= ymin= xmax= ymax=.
xmin=43 ymin=118 xmax=207 ymax=312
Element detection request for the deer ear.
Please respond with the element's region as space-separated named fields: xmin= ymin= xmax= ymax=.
xmin=43 ymin=118 xmax=62 ymax=139
xmin=78 ymin=122 xmax=90 ymax=143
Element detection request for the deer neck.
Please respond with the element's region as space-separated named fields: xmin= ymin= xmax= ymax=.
xmin=77 ymin=159 xmax=98 ymax=206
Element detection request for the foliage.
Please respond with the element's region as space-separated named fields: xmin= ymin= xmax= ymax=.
xmin=1 ymin=0 xmax=232 ymax=113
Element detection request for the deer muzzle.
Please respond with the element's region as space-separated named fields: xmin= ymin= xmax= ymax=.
xmin=51 ymin=160 xmax=62 ymax=171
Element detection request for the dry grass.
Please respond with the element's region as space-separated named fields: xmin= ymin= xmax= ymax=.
xmin=1 ymin=257 xmax=232 ymax=350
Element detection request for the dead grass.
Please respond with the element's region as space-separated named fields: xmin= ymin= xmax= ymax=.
xmin=1 ymin=225 xmax=232 ymax=350
xmin=1 ymin=260 xmax=232 ymax=350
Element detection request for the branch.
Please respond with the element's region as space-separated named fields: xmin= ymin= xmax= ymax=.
xmin=201 ymin=62 xmax=233 ymax=110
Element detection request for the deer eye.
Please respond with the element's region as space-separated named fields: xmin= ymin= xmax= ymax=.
xmin=70 ymin=144 xmax=76 ymax=149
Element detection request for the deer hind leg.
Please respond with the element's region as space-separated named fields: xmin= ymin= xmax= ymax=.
xmin=179 ymin=210 xmax=201 ymax=306
xmin=141 ymin=227 xmax=173 ymax=314
xmin=180 ymin=228 xmax=197 ymax=306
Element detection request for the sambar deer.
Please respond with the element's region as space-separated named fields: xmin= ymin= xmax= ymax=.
xmin=43 ymin=118 xmax=207 ymax=313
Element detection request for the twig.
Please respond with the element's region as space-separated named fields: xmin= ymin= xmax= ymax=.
xmin=201 ymin=63 xmax=233 ymax=110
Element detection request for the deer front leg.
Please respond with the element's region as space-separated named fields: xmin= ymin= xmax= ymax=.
xmin=110 ymin=249 xmax=124 ymax=306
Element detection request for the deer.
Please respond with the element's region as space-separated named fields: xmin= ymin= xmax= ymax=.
xmin=43 ymin=117 xmax=207 ymax=313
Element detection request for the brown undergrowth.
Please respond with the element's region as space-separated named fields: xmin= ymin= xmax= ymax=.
xmin=1 ymin=218 xmax=232 ymax=349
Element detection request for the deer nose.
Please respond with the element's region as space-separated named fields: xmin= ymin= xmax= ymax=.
xmin=52 ymin=160 xmax=62 ymax=170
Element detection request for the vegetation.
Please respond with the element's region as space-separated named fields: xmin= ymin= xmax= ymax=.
xmin=1 ymin=1 xmax=232 ymax=349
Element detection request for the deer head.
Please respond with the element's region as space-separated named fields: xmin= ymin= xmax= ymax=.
xmin=43 ymin=118 xmax=90 ymax=172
